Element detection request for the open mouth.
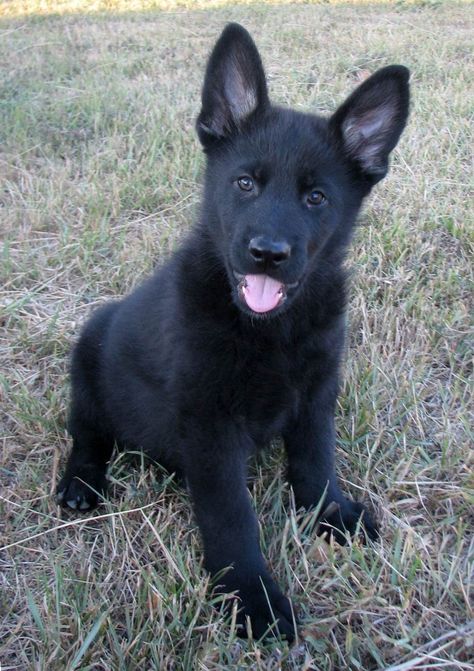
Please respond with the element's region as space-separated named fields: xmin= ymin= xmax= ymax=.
xmin=234 ymin=272 xmax=299 ymax=314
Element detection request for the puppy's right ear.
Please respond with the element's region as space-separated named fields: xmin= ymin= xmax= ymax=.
xmin=197 ymin=23 xmax=269 ymax=147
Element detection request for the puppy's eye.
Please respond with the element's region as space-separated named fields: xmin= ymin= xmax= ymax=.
xmin=307 ymin=190 xmax=326 ymax=206
xmin=237 ymin=176 xmax=254 ymax=192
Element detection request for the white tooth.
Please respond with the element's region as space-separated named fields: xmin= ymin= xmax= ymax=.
xmin=79 ymin=500 xmax=91 ymax=510
xmin=66 ymin=499 xmax=78 ymax=509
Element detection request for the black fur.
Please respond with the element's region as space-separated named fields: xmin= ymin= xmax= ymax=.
xmin=57 ymin=24 xmax=410 ymax=642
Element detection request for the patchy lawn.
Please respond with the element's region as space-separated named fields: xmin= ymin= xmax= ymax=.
xmin=1 ymin=1 xmax=472 ymax=669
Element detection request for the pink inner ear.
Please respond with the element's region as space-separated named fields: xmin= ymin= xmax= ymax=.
xmin=225 ymin=62 xmax=258 ymax=124
xmin=358 ymin=111 xmax=386 ymax=138
xmin=342 ymin=104 xmax=395 ymax=170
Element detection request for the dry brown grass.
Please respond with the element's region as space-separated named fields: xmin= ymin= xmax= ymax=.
xmin=1 ymin=1 xmax=473 ymax=669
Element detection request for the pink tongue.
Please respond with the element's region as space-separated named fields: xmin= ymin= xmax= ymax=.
xmin=242 ymin=274 xmax=284 ymax=313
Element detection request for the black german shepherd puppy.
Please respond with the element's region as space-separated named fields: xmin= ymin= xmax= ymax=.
xmin=57 ymin=24 xmax=409 ymax=641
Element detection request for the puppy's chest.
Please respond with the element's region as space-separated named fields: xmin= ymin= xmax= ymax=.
xmin=227 ymin=340 xmax=310 ymax=430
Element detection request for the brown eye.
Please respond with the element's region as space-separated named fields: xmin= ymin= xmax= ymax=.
xmin=237 ymin=176 xmax=254 ymax=191
xmin=307 ymin=190 xmax=326 ymax=206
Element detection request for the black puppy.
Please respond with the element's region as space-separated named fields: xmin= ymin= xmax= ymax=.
xmin=57 ymin=24 xmax=409 ymax=641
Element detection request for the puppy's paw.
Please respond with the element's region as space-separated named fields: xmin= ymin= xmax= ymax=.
xmin=319 ymin=499 xmax=379 ymax=545
xmin=220 ymin=573 xmax=297 ymax=643
xmin=56 ymin=464 xmax=107 ymax=511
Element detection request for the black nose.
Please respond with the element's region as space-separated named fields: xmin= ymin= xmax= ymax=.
xmin=248 ymin=236 xmax=291 ymax=267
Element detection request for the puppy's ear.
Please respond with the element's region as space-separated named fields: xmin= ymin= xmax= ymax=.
xmin=330 ymin=65 xmax=410 ymax=183
xmin=197 ymin=23 xmax=269 ymax=147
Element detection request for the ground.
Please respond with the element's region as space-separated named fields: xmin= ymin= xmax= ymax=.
xmin=0 ymin=1 xmax=473 ymax=669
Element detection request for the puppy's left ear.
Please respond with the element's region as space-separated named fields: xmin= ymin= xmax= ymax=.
xmin=330 ymin=65 xmax=410 ymax=184
xmin=197 ymin=23 xmax=269 ymax=147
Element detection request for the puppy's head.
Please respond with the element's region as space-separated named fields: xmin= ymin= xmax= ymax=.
xmin=197 ymin=23 xmax=410 ymax=318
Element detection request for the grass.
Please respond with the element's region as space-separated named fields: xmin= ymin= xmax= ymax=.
xmin=0 ymin=1 xmax=473 ymax=669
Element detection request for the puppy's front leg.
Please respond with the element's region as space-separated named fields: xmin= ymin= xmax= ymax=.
xmin=184 ymin=422 xmax=295 ymax=641
xmin=284 ymin=378 xmax=378 ymax=543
